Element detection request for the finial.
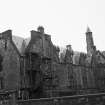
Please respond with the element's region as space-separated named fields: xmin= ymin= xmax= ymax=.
xmin=86 ymin=26 xmax=92 ymax=33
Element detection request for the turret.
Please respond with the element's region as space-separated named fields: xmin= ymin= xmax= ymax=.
xmin=64 ymin=45 xmax=73 ymax=63
xmin=86 ymin=27 xmax=95 ymax=55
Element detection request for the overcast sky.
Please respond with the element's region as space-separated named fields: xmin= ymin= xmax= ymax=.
xmin=0 ymin=0 xmax=105 ymax=52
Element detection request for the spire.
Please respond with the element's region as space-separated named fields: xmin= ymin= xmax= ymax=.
xmin=85 ymin=26 xmax=95 ymax=54
xmin=86 ymin=26 xmax=92 ymax=33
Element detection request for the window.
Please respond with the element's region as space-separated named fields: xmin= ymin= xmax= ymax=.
xmin=0 ymin=77 xmax=4 ymax=89
xmin=0 ymin=55 xmax=3 ymax=72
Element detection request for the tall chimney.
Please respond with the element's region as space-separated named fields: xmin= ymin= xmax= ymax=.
xmin=37 ymin=26 xmax=44 ymax=34
xmin=1 ymin=30 xmax=12 ymax=40
xmin=37 ymin=26 xmax=46 ymax=56
xmin=66 ymin=45 xmax=72 ymax=51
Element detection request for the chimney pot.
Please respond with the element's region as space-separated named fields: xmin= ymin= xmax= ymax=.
xmin=37 ymin=26 xmax=44 ymax=34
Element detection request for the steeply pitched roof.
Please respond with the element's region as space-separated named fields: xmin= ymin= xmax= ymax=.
xmin=12 ymin=36 xmax=24 ymax=53
xmin=25 ymin=37 xmax=30 ymax=46
xmin=96 ymin=51 xmax=105 ymax=64
xmin=12 ymin=36 xmax=30 ymax=54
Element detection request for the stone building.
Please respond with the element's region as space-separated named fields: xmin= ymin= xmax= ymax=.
xmin=19 ymin=26 xmax=60 ymax=98
xmin=0 ymin=26 xmax=105 ymax=99
xmin=0 ymin=30 xmax=22 ymax=91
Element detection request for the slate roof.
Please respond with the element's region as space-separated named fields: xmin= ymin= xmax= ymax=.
xmin=12 ymin=36 xmax=30 ymax=54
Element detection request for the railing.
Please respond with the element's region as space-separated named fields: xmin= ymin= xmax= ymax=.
xmin=0 ymin=90 xmax=105 ymax=105
xmin=17 ymin=92 xmax=105 ymax=105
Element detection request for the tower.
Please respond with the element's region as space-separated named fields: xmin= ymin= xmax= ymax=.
xmin=64 ymin=45 xmax=73 ymax=63
xmin=37 ymin=26 xmax=46 ymax=56
xmin=86 ymin=27 xmax=96 ymax=55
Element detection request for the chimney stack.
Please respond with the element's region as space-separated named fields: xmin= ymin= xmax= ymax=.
xmin=37 ymin=26 xmax=44 ymax=34
xmin=1 ymin=30 xmax=12 ymax=40
xmin=66 ymin=45 xmax=72 ymax=51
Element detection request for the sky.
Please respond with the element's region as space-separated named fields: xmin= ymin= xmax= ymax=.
xmin=0 ymin=0 xmax=105 ymax=52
